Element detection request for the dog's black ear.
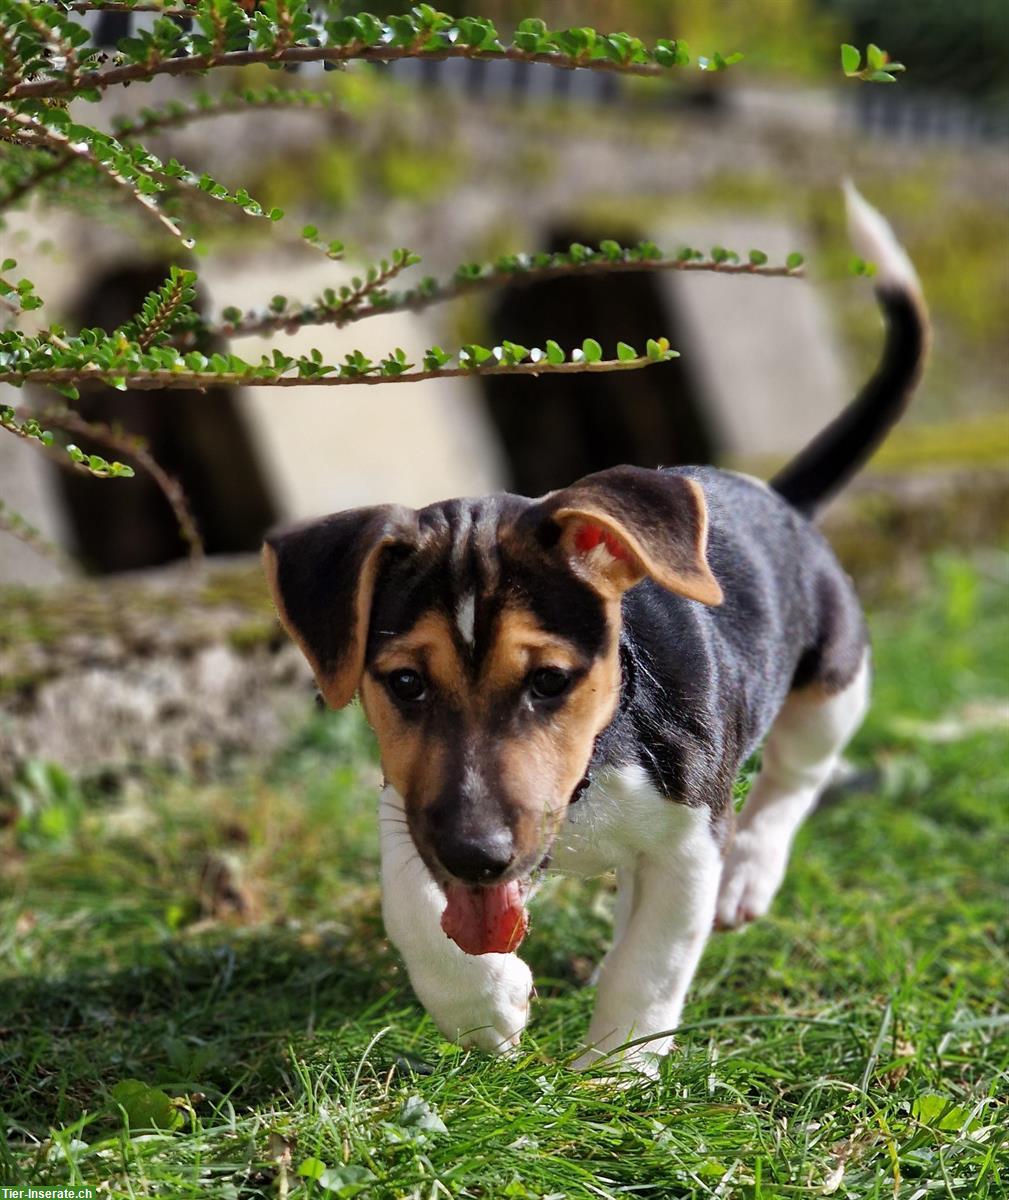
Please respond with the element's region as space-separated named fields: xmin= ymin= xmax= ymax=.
xmin=263 ymin=506 xmax=416 ymax=708
xmin=536 ymin=465 xmax=723 ymax=605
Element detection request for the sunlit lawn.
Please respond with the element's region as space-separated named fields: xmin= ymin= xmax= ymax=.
xmin=2 ymin=553 xmax=1007 ymax=1198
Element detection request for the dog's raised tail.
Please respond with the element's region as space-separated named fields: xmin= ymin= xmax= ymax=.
xmin=770 ymin=183 xmax=929 ymax=518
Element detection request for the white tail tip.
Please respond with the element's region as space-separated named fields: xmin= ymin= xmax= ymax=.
xmin=843 ymin=180 xmax=921 ymax=296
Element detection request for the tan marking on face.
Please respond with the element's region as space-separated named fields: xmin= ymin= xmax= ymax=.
xmin=363 ymin=599 xmax=624 ymax=881
xmin=363 ymin=611 xmax=465 ymax=806
xmin=371 ymin=611 xmax=467 ymax=696
xmin=494 ymin=602 xmax=622 ymax=857
xmin=480 ymin=606 xmax=593 ymax=689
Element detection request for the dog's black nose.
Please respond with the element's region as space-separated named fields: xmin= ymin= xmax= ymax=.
xmin=436 ymin=828 xmax=515 ymax=884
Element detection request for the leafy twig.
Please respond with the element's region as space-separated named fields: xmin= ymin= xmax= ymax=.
xmin=0 ymin=497 xmax=75 ymax=564
xmin=1 ymin=104 xmax=190 ymax=241
xmin=0 ymin=88 xmax=348 ymax=211
xmin=0 ymin=335 xmax=680 ymax=391
xmin=130 ymin=266 xmax=198 ymax=352
xmin=2 ymin=8 xmax=726 ymax=103
xmin=111 ymin=87 xmax=348 ymax=141
xmin=214 ymin=243 xmax=805 ymax=340
xmin=841 ymin=43 xmax=906 ymax=84
xmin=0 ymin=403 xmax=136 ymax=478
xmin=220 ymin=245 xmax=421 ymax=338
xmin=32 ymin=405 xmax=203 ymax=559
xmin=0 ymin=146 xmax=76 ymax=209
xmin=4 ymin=43 xmax=681 ymax=102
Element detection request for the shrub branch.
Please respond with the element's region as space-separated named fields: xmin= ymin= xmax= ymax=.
xmin=1 ymin=105 xmax=189 ymax=240
xmin=215 ymin=248 xmax=805 ymax=340
xmin=7 ymin=44 xmax=676 ymax=101
xmin=0 ymin=350 xmax=680 ymax=391
xmin=32 ymin=406 xmax=203 ymax=558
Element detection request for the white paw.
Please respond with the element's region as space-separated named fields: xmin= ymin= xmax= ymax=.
xmin=716 ymin=827 xmax=788 ymax=929
xmin=570 ymin=1043 xmax=664 ymax=1079
xmin=572 ymin=1005 xmax=676 ymax=1075
xmin=413 ymin=955 xmax=533 ymax=1053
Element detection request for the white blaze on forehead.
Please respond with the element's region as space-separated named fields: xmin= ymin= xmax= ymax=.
xmin=456 ymin=591 xmax=476 ymax=645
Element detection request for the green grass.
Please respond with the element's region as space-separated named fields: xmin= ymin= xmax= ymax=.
xmin=2 ymin=553 xmax=1007 ymax=1198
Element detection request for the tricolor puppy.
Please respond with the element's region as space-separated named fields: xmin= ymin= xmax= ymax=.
xmin=263 ymin=187 xmax=928 ymax=1070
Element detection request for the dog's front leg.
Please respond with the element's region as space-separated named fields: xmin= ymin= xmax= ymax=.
xmin=573 ymin=804 xmax=722 ymax=1073
xmin=379 ymin=786 xmax=533 ymax=1053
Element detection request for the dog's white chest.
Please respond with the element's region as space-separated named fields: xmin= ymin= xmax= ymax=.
xmin=550 ymin=763 xmax=701 ymax=877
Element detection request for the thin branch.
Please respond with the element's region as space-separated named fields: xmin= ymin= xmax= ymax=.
xmin=0 ymin=146 xmax=75 ymax=209
xmin=216 ymin=255 xmax=806 ymax=341
xmin=32 ymin=406 xmax=204 ymax=558
xmin=21 ymin=3 xmax=80 ymax=88
xmin=230 ymin=251 xmax=418 ymax=339
xmin=0 ymin=90 xmax=345 ymax=212
xmin=6 ymin=42 xmax=677 ymax=103
xmin=0 ymin=105 xmax=188 ymax=240
xmin=0 ymin=407 xmax=116 ymax=477
xmin=0 ymin=353 xmax=676 ymax=390
xmin=67 ymin=1 xmax=188 ymax=8
xmin=112 ymin=89 xmax=349 ymax=142
xmin=0 ymin=498 xmax=75 ymax=565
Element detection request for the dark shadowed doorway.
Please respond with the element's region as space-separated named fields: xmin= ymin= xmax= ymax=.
xmin=480 ymin=228 xmax=717 ymax=496
xmin=46 ymin=263 xmax=277 ymax=573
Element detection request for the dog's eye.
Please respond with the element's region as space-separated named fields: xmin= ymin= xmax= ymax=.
xmin=387 ymin=669 xmax=426 ymax=702
xmin=529 ymin=667 xmax=571 ymax=700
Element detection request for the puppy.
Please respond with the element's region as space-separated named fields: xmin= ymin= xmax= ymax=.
xmin=263 ymin=186 xmax=927 ymax=1070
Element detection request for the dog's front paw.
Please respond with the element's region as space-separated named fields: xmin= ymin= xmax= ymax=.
xmin=570 ymin=1043 xmax=665 ymax=1079
xmin=413 ymin=954 xmax=533 ymax=1053
xmin=715 ymin=828 xmax=788 ymax=929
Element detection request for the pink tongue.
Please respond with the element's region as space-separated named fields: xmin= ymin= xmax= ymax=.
xmin=441 ymin=881 xmax=529 ymax=955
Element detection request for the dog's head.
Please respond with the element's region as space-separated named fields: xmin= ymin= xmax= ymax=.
xmin=264 ymin=466 xmax=721 ymax=900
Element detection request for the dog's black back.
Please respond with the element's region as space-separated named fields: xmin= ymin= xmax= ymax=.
xmin=606 ymin=466 xmax=866 ymax=817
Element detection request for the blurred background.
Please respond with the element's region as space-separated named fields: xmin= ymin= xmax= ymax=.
xmin=1 ymin=0 xmax=1007 ymax=787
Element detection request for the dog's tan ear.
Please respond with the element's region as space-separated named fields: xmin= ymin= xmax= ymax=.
xmin=263 ymin=506 xmax=416 ymax=708
xmin=536 ymin=465 xmax=722 ymax=605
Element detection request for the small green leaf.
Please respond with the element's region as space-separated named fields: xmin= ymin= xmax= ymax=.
xmin=461 ymin=343 xmax=493 ymax=367
xmin=545 ymin=339 xmax=565 ymax=366
xmin=785 ymin=252 xmax=805 ymax=270
xmin=317 ymin=1165 xmax=377 ymax=1195
xmin=110 ymin=1080 xmax=183 ymax=1132
xmin=748 ymin=249 xmax=768 ymax=266
xmin=396 ymin=1095 xmax=448 ymax=1135
xmin=616 ymin=342 xmax=637 ymax=361
xmin=581 ymin=338 xmax=602 ymax=363
xmin=840 ymin=43 xmax=861 ymax=75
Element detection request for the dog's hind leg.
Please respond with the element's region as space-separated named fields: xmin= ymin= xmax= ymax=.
xmin=716 ymin=650 xmax=871 ymax=930
xmin=379 ymin=786 xmax=533 ymax=1053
